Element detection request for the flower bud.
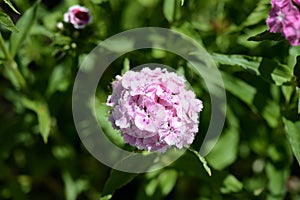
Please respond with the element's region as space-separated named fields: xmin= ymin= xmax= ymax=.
xmin=64 ymin=5 xmax=92 ymax=29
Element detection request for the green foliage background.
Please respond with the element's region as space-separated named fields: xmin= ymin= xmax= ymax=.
xmin=0 ymin=0 xmax=300 ymax=199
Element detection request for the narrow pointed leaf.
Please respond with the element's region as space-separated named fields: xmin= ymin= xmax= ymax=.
xmin=4 ymin=0 xmax=20 ymax=14
xmin=0 ymin=12 xmax=19 ymax=32
xmin=163 ymin=0 xmax=175 ymax=22
xmin=248 ymin=30 xmax=283 ymax=41
xmin=9 ymin=0 xmax=40 ymax=57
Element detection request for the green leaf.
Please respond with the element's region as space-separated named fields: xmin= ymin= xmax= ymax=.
xmin=288 ymin=46 xmax=300 ymax=69
xmin=221 ymin=73 xmax=280 ymax=127
xmin=158 ymin=170 xmax=177 ymax=195
xmin=91 ymin=0 xmax=109 ymax=4
xmin=259 ymin=58 xmax=294 ymax=85
xmin=145 ymin=178 xmax=159 ymax=197
xmin=0 ymin=12 xmax=19 ymax=32
xmin=242 ymin=0 xmax=270 ymax=27
xmin=281 ymin=85 xmax=294 ymax=103
xmin=206 ymin=108 xmax=239 ymax=170
xmin=152 ymin=49 xmax=167 ymax=59
xmin=121 ymin=58 xmax=130 ymax=75
xmin=212 ymin=53 xmax=261 ymax=74
xmin=145 ymin=169 xmax=177 ymax=197
xmin=101 ymin=169 xmax=138 ymax=197
xmin=9 ymin=0 xmax=40 ymax=58
xmin=283 ymin=119 xmax=300 ymax=166
xmin=63 ymin=171 xmax=89 ymax=200
xmin=163 ymin=0 xmax=175 ymax=23
xmin=248 ymin=30 xmax=283 ymax=42
xmin=294 ymin=56 xmax=300 ymax=86
xmin=4 ymin=0 xmax=20 ymax=14
xmin=94 ymin=98 xmax=125 ymax=148
xmin=101 ymin=37 xmax=135 ymax=53
xmin=220 ymin=175 xmax=243 ymax=194
xmin=99 ymin=195 xmax=112 ymax=200
xmin=265 ymin=162 xmax=289 ymax=199
xmin=21 ymin=96 xmax=51 ymax=143
xmin=46 ymin=58 xmax=72 ymax=96
xmin=298 ymin=87 xmax=300 ymax=114
xmin=212 ymin=53 xmax=293 ymax=86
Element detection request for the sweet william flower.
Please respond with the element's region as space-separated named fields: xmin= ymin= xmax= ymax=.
xmin=283 ymin=14 xmax=300 ymax=45
xmin=64 ymin=5 xmax=92 ymax=29
xmin=106 ymin=67 xmax=203 ymax=152
xmin=266 ymin=0 xmax=300 ymax=45
xmin=294 ymin=0 xmax=300 ymax=5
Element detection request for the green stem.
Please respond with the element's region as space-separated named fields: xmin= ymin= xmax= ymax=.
xmin=0 ymin=32 xmax=27 ymax=91
xmin=0 ymin=32 xmax=12 ymax=61
xmin=188 ymin=148 xmax=212 ymax=176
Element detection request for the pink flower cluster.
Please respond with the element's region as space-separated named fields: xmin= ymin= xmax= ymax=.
xmin=267 ymin=0 xmax=300 ymax=46
xmin=64 ymin=5 xmax=92 ymax=29
xmin=106 ymin=68 xmax=203 ymax=152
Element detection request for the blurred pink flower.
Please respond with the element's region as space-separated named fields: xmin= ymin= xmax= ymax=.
xmin=267 ymin=0 xmax=300 ymax=45
xmin=106 ymin=67 xmax=203 ymax=152
xmin=293 ymin=0 xmax=300 ymax=5
xmin=64 ymin=5 xmax=92 ymax=29
xmin=283 ymin=15 xmax=300 ymax=45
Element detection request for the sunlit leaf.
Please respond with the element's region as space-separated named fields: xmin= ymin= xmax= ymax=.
xmin=288 ymin=46 xmax=300 ymax=68
xmin=0 ymin=12 xmax=19 ymax=32
xmin=63 ymin=171 xmax=89 ymax=200
xmin=283 ymin=118 xmax=300 ymax=166
xmin=259 ymin=58 xmax=293 ymax=86
xmin=100 ymin=195 xmax=112 ymax=200
xmin=121 ymin=58 xmax=130 ymax=75
xmin=144 ymin=169 xmax=177 ymax=197
xmin=265 ymin=162 xmax=289 ymax=199
xmin=158 ymin=170 xmax=177 ymax=195
xmin=242 ymin=0 xmax=269 ymax=27
xmin=212 ymin=53 xmax=294 ymax=85
xmin=220 ymin=174 xmax=243 ymax=194
xmin=94 ymin=98 xmax=125 ymax=148
xmin=21 ymin=96 xmax=51 ymax=143
xmin=145 ymin=178 xmax=158 ymax=196
xmin=4 ymin=0 xmax=20 ymax=14
xmin=281 ymin=85 xmax=294 ymax=103
xmin=163 ymin=0 xmax=175 ymax=23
